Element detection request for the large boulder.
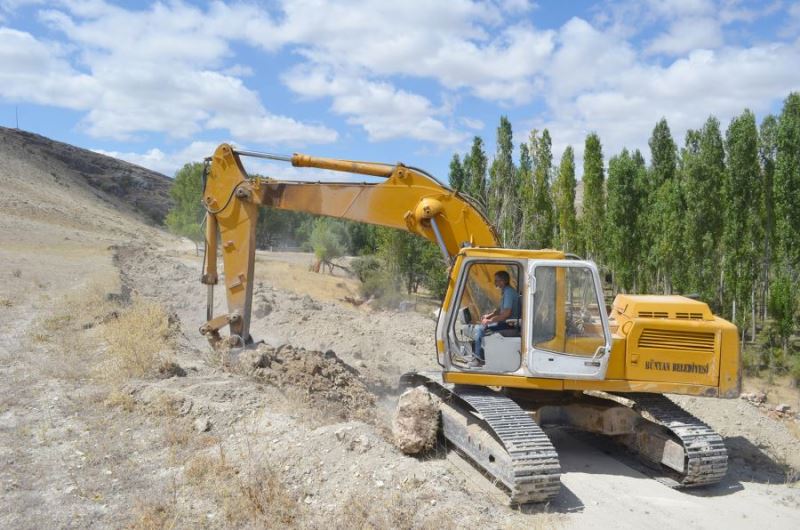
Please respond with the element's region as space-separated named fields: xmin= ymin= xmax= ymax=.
xmin=392 ymin=386 xmax=440 ymax=454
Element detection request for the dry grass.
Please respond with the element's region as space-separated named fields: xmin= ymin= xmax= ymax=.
xmin=105 ymin=389 xmax=136 ymax=412
xmin=128 ymin=499 xmax=178 ymax=530
xmin=183 ymin=449 xmax=302 ymax=527
xmin=97 ymin=298 xmax=176 ymax=384
xmin=331 ymin=491 xmax=454 ymax=530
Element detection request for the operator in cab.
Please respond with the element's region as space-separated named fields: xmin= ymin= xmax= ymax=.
xmin=471 ymin=270 xmax=521 ymax=368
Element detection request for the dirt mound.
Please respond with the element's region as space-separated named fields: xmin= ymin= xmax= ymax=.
xmin=238 ymin=344 xmax=375 ymax=422
xmin=392 ymin=386 xmax=440 ymax=454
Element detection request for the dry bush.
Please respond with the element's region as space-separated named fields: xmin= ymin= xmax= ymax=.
xmin=127 ymin=499 xmax=177 ymax=530
xmin=331 ymin=490 xmax=453 ymax=530
xmin=29 ymin=279 xmax=121 ymax=380
xmin=105 ymin=389 xmax=136 ymax=412
xmin=183 ymin=450 xmax=302 ymax=527
xmin=97 ymin=298 xmax=176 ymax=383
xmin=162 ymin=418 xmax=193 ymax=448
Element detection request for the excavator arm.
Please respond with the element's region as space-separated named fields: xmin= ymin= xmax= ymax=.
xmin=199 ymin=143 xmax=498 ymax=345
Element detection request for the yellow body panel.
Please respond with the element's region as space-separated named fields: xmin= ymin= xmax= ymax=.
xmin=443 ymin=372 xmax=724 ymax=397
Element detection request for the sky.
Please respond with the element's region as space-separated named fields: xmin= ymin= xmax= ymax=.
xmin=1 ymin=0 xmax=799 ymax=182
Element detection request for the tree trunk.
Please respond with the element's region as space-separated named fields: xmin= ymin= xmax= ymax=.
xmin=750 ymin=288 xmax=756 ymax=344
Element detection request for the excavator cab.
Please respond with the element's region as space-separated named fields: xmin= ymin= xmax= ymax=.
xmin=441 ymin=252 xmax=611 ymax=380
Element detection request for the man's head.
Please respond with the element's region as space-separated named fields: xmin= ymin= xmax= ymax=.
xmin=494 ymin=270 xmax=510 ymax=288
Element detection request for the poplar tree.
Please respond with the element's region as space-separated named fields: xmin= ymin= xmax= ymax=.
xmin=775 ymin=92 xmax=800 ymax=278
xmin=758 ymin=114 xmax=778 ymax=318
xmin=723 ymin=110 xmax=761 ymax=335
xmin=448 ymin=154 xmax=465 ymax=192
xmin=488 ymin=117 xmax=518 ymax=246
xmin=553 ymin=146 xmax=578 ymax=253
xmin=631 ymin=150 xmax=650 ymax=290
xmin=581 ymin=133 xmax=605 ymax=261
xmin=531 ymin=129 xmax=555 ymax=248
xmin=519 ymin=130 xmax=539 ymax=248
xmin=681 ymin=117 xmax=724 ymax=306
xmin=463 ymin=136 xmax=489 ymax=209
xmin=516 ymin=142 xmax=532 ymax=248
xmin=647 ymin=119 xmax=683 ymax=293
xmin=605 ymin=149 xmax=641 ymax=291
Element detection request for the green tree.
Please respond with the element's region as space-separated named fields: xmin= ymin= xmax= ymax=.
xmin=605 ymin=149 xmax=641 ymax=291
xmin=647 ymin=119 xmax=683 ymax=293
xmin=448 ymin=154 xmax=465 ymax=192
xmin=516 ymin=141 xmax=533 ymax=248
xmin=723 ymin=110 xmax=762 ymax=336
xmin=309 ymin=217 xmax=347 ymax=272
xmin=758 ymin=114 xmax=778 ymax=318
xmin=518 ymin=131 xmax=538 ymax=248
xmin=631 ymin=150 xmax=649 ymax=290
xmin=681 ymin=117 xmax=724 ymax=305
xmin=768 ymin=274 xmax=798 ymax=359
xmin=165 ymin=162 xmax=205 ymax=246
xmin=775 ymin=93 xmax=800 ymax=279
xmin=463 ymin=136 xmax=489 ymax=209
xmin=487 ymin=116 xmax=518 ymax=246
xmin=377 ymin=228 xmax=428 ymax=294
xmin=553 ymin=146 xmax=579 ymax=253
xmin=530 ymin=129 xmax=555 ymax=248
xmin=581 ymin=133 xmax=605 ymax=261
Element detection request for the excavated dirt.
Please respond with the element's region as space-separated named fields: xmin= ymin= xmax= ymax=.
xmin=237 ymin=344 xmax=376 ymax=423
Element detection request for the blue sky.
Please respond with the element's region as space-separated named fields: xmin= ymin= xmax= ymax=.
xmin=1 ymin=0 xmax=798 ymax=181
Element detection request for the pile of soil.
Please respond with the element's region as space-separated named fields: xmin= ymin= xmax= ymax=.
xmin=238 ymin=344 xmax=376 ymax=422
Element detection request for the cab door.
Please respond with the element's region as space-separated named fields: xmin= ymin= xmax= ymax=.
xmin=526 ymin=260 xmax=611 ymax=379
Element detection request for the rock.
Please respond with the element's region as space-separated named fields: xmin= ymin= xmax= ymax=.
xmin=392 ymin=386 xmax=440 ymax=455
xmin=776 ymin=403 xmax=791 ymax=413
xmin=398 ymin=301 xmax=415 ymax=312
xmin=157 ymin=360 xmax=186 ymax=378
xmin=349 ymin=434 xmax=371 ymax=454
xmin=194 ymin=417 xmax=211 ymax=432
xmin=239 ymin=349 xmax=271 ymax=370
xmin=253 ymin=294 xmax=273 ymax=318
xmin=301 ymin=295 xmax=322 ymax=310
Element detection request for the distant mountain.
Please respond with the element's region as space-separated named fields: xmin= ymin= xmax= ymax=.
xmin=0 ymin=127 xmax=173 ymax=224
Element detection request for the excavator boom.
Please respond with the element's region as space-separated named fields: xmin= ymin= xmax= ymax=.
xmin=200 ymin=143 xmax=497 ymax=343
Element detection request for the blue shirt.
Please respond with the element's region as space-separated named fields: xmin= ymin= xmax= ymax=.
xmin=500 ymin=286 xmax=520 ymax=320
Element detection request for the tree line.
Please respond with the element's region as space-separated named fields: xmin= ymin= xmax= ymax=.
xmin=447 ymin=93 xmax=800 ymax=378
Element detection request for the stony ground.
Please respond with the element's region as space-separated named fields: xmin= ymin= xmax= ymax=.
xmin=1 ymin=138 xmax=799 ymax=529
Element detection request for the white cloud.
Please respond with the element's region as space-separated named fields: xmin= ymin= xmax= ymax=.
xmin=1 ymin=2 xmax=337 ymax=146
xmin=647 ymin=17 xmax=723 ymax=55
xmin=283 ymin=65 xmax=466 ymax=145
xmin=93 ymin=141 xmax=219 ymax=175
xmin=0 ymin=27 xmax=99 ymax=108
xmin=533 ymin=37 xmax=800 ymax=176
xmin=460 ymin=117 xmax=485 ymax=130
xmin=264 ymin=1 xmax=555 ymax=104
xmin=645 ymin=0 xmax=714 ymax=19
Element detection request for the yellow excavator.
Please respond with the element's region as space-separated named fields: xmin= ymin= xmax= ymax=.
xmin=199 ymin=144 xmax=739 ymax=503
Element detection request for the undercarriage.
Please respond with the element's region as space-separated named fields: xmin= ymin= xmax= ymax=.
xmin=402 ymin=372 xmax=728 ymax=504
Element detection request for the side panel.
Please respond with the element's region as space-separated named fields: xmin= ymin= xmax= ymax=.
xmin=624 ymin=319 xmax=720 ymax=387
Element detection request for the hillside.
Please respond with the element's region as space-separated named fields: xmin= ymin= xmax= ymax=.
xmin=0 ymin=126 xmax=173 ymax=224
